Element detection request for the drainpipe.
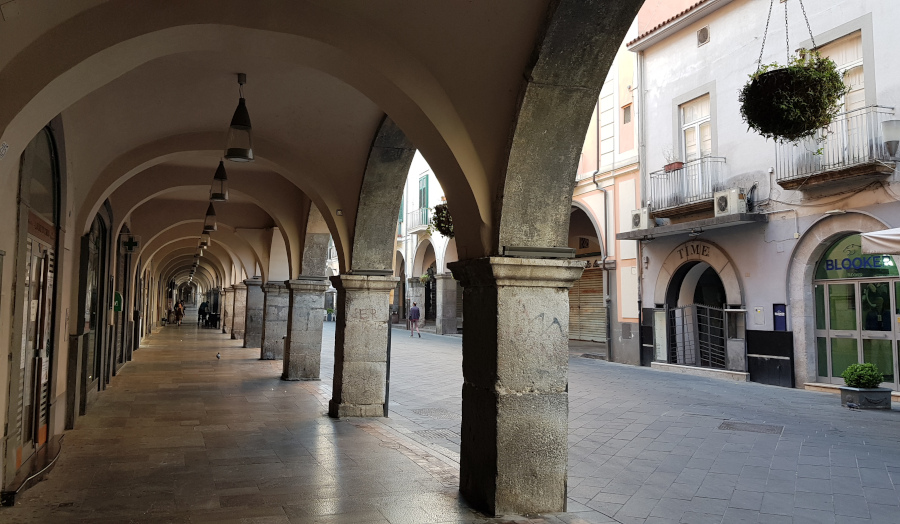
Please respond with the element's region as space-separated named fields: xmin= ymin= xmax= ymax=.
xmin=635 ymin=49 xmax=647 ymax=364
xmin=591 ymin=89 xmax=614 ymax=357
xmin=592 ymin=173 xmax=612 ymax=357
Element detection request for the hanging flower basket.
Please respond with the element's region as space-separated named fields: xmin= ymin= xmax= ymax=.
xmin=431 ymin=203 xmax=454 ymax=238
xmin=739 ymin=52 xmax=846 ymax=143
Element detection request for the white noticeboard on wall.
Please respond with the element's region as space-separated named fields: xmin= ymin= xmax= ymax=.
xmin=654 ymin=309 xmax=667 ymax=362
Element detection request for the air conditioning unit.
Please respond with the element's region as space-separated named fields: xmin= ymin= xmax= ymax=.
xmin=631 ymin=207 xmax=652 ymax=230
xmin=714 ymin=188 xmax=747 ymax=217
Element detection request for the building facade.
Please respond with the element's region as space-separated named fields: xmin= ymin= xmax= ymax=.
xmin=621 ymin=0 xmax=900 ymax=391
xmin=570 ymin=29 xmax=643 ymax=365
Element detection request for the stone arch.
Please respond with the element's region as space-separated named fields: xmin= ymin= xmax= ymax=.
xmin=787 ymin=211 xmax=890 ymax=387
xmin=109 ymin=169 xmax=310 ymax=278
xmin=413 ymin=238 xmax=437 ymax=277
xmin=394 ymin=250 xmax=406 ymax=278
xmin=570 ymin=201 xmax=605 ymax=257
xmin=441 ymin=238 xmax=459 ymax=273
xmin=350 ymin=117 xmax=416 ymax=273
xmin=495 ymin=0 xmax=644 ymax=253
xmin=0 ymin=14 xmax=489 ymax=269
xmin=654 ymin=240 xmax=743 ymax=307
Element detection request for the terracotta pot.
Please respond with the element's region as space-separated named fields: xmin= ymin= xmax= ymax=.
xmin=664 ymin=161 xmax=684 ymax=173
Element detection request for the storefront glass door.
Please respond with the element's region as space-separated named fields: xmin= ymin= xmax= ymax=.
xmin=814 ymin=234 xmax=900 ymax=390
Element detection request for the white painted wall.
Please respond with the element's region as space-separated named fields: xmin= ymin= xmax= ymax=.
xmin=634 ymin=0 xmax=900 ymax=319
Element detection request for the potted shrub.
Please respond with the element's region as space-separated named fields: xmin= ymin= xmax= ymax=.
xmin=840 ymin=363 xmax=892 ymax=409
xmin=325 ymin=307 xmax=334 ymax=322
xmin=739 ymin=51 xmax=847 ymax=143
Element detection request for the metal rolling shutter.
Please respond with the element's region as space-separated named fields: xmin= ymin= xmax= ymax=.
xmin=569 ymin=268 xmax=606 ymax=342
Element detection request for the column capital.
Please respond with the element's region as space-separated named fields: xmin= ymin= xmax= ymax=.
xmin=286 ymin=278 xmax=331 ymax=293
xmin=231 ymin=283 xmax=247 ymax=290
xmin=244 ymin=278 xmax=263 ymax=287
xmin=448 ymin=257 xmax=583 ymax=289
xmin=330 ymin=274 xmax=399 ymax=292
xmin=434 ymin=272 xmax=455 ymax=281
xmin=263 ymin=282 xmax=287 ymax=292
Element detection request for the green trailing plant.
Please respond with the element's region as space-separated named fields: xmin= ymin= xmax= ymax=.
xmin=841 ymin=363 xmax=884 ymax=389
xmin=431 ymin=203 xmax=454 ymax=238
xmin=419 ymin=273 xmax=431 ymax=284
xmin=739 ymin=51 xmax=847 ymax=143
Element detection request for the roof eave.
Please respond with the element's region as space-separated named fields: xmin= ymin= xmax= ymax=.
xmin=627 ymin=0 xmax=736 ymax=52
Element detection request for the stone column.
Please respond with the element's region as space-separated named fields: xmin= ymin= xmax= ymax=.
xmin=260 ymin=283 xmax=289 ymax=360
xmin=221 ymin=288 xmax=231 ymax=334
xmin=283 ymin=277 xmax=330 ymax=380
xmin=435 ymin=273 xmax=458 ymax=335
xmin=448 ymin=257 xmax=583 ymax=516
xmin=230 ymin=283 xmax=247 ymax=340
xmin=243 ymin=279 xmax=264 ymax=349
xmin=406 ymin=278 xmax=425 ymax=320
xmin=329 ymin=274 xmax=399 ymax=417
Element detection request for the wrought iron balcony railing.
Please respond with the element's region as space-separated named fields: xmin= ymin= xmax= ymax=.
xmin=776 ymin=105 xmax=895 ymax=187
xmin=648 ymin=156 xmax=726 ymax=213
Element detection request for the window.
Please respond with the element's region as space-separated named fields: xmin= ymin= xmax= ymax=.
xmin=680 ymin=95 xmax=711 ymax=162
xmin=418 ymin=175 xmax=429 ymax=209
xmin=819 ymin=32 xmax=864 ymax=112
xmin=622 ymin=104 xmax=632 ymax=124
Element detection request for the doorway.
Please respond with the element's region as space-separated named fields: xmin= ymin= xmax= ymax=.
xmin=813 ymin=234 xmax=899 ymax=390
xmin=665 ymin=261 xmax=727 ymax=369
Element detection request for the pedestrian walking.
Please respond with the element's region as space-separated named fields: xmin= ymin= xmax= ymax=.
xmin=409 ymin=302 xmax=421 ymax=338
xmin=174 ymin=301 xmax=184 ymax=326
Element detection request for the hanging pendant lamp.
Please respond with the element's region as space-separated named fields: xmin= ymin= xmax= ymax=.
xmin=210 ymin=160 xmax=229 ymax=201
xmin=203 ymin=203 xmax=218 ymax=232
xmin=225 ymin=73 xmax=254 ymax=162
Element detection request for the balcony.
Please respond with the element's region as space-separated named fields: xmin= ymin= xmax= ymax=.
xmin=776 ymin=105 xmax=895 ymax=190
xmin=407 ymin=207 xmax=430 ymax=232
xmin=648 ymin=157 xmax=726 ymax=218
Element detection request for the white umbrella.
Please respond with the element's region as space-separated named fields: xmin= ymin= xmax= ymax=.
xmin=861 ymin=228 xmax=900 ymax=254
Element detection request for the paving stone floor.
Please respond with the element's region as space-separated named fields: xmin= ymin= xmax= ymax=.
xmin=4 ymin=311 xmax=900 ymax=523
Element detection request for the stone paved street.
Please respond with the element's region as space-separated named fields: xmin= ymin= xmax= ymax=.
xmin=4 ymin=315 xmax=900 ymax=523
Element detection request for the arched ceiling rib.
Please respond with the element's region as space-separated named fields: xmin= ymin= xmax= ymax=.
xmin=0 ymin=1 xmax=556 ymax=265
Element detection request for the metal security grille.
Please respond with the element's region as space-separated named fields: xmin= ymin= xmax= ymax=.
xmin=697 ymin=305 xmax=726 ymax=368
xmin=568 ymin=268 xmax=606 ymax=342
xmin=669 ymin=304 xmax=726 ymax=369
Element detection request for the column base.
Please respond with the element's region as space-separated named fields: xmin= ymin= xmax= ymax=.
xmin=328 ymin=399 xmax=384 ymax=418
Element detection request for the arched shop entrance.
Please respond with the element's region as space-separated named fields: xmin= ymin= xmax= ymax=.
xmin=652 ymin=241 xmax=745 ymax=371
xmin=813 ymin=233 xmax=898 ymax=390
xmin=665 ymin=261 xmax=726 ymax=309
xmin=8 ymin=126 xmax=61 ymax=481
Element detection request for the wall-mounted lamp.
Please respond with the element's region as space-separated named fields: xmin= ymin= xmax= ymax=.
xmin=882 ymin=120 xmax=900 ymax=158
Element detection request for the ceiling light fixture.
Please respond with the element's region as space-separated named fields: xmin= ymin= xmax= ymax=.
xmin=200 ymin=231 xmax=211 ymax=249
xmin=204 ymin=203 xmax=217 ymax=232
xmin=225 ymin=73 xmax=253 ymax=162
xmin=210 ymin=160 xmax=229 ymax=201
